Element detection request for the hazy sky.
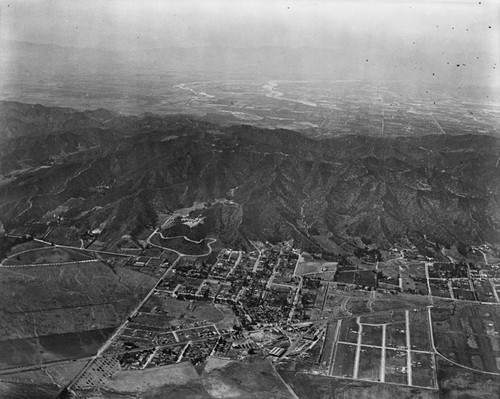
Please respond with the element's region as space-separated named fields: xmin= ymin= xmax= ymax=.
xmin=1 ymin=0 xmax=498 ymax=54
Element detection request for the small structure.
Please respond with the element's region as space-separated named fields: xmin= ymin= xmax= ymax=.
xmin=268 ymin=347 xmax=285 ymax=357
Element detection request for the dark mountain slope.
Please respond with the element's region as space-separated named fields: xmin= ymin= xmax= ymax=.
xmin=0 ymin=102 xmax=498 ymax=254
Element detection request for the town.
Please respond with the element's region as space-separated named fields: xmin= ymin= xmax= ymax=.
xmin=57 ymin=235 xmax=500 ymax=392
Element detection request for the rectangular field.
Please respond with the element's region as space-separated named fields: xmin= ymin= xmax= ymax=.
xmin=338 ymin=318 xmax=359 ymax=344
xmin=331 ymin=343 xmax=356 ymax=378
xmin=360 ymin=324 xmax=383 ymax=347
xmin=384 ymin=349 xmax=408 ymax=385
xmin=314 ymin=282 xmax=329 ymax=309
xmin=411 ymin=351 xmax=436 ymax=388
xmin=409 ymin=310 xmax=431 ymax=351
xmin=295 ymin=260 xmax=338 ymax=276
xmin=320 ymin=321 xmax=339 ymax=367
xmin=358 ymin=346 xmax=382 ymax=381
xmin=385 ymin=322 xmax=407 ymax=349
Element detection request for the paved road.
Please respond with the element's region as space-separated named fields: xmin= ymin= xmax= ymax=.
xmin=380 ymin=324 xmax=386 ymax=382
xmin=0 ymin=259 xmax=99 ymax=268
xmin=340 ymin=297 xmax=352 ymax=316
xmin=33 ymin=238 xmax=136 ymax=258
xmin=147 ymin=231 xmax=217 ymax=257
xmin=226 ymin=251 xmax=243 ymax=277
xmin=352 ymin=317 xmax=362 ymax=379
xmin=287 ymin=276 xmax=303 ymax=323
xmin=250 ymin=240 xmax=262 ymax=273
xmin=405 ymin=310 xmax=413 ymax=386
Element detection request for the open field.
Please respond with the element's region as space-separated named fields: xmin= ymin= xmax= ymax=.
xmin=0 ymin=328 xmax=113 ymax=370
xmin=320 ymin=322 xmax=338 ymax=369
xmin=331 ymin=343 xmax=356 ymax=378
xmin=0 ymin=359 xmax=88 ymax=398
xmin=411 ymin=352 xmax=435 ymax=388
xmin=358 ymin=346 xmax=382 ymax=381
xmin=385 ymin=322 xmax=407 ymax=348
xmin=3 ymin=246 xmax=93 ymax=265
xmin=0 ymin=236 xmax=33 ymax=261
xmin=1 ymin=303 xmax=123 ymax=341
xmin=0 ymin=262 xmax=155 ymax=370
xmin=0 ymin=381 xmax=60 ymax=399
xmin=3 ymin=239 xmax=50 ymax=258
xmin=294 ymin=258 xmax=337 ymax=276
xmin=43 ymin=226 xmax=81 ymax=247
xmin=76 ymin=355 xmax=294 ymax=398
xmin=104 ymin=361 xmax=200 ymax=392
xmin=361 ymin=324 xmax=383 ymax=347
xmin=202 ymin=357 xmax=293 ymax=399
xmin=140 ymin=296 xmax=227 ymax=326
xmin=75 ymin=359 xmax=210 ymax=397
xmin=436 ymin=356 xmax=500 ymax=399
xmin=409 ymin=310 xmax=432 ymax=351
xmin=282 ymin=372 xmax=439 ymax=399
xmin=338 ymin=318 xmax=359 ymax=344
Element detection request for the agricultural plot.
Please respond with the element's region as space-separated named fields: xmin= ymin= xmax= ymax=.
xmin=294 ymin=258 xmax=338 ymax=276
xmin=141 ymin=296 xmax=227 ymax=326
xmin=319 ymin=322 xmax=338 ymax=368
xmin=473 ymin=279 xmax=498 ymax=303
xmin=73 ymin=356 xmax=121 ymax=390
xmin=429 ymin=279 xmax=452 ymax=299
xmin=431 ymin=303 xmax=500 ymax=373
xmin=323 ymin=292 xmax=347 ymax=312
xmin=409 ymin=310 xmax=432 ymax=351
xmin=451 ymin=280 xmax=476 ymax=301
xmin=313 ymin=282 xmax=329 ymax=308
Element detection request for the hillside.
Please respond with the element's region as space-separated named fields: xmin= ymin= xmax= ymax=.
xmin=0 ymin=101 xmax=499 ymax=255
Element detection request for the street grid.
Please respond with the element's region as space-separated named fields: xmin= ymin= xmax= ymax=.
xmin=327 ymin=309 xmax=438 ymax=390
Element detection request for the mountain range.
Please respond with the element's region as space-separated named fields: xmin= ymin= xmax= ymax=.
xmin=1 ymin=101 xmax=499 ymax=256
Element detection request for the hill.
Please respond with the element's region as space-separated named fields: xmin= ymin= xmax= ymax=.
xmin=0 ymin=101 xmax=499 ymax=256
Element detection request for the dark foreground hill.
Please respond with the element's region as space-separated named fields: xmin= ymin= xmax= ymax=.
xmin=0 ymin=101 xmax=499 ymax=255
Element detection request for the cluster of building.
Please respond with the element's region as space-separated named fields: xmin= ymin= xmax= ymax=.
xmin=104 ymin=239 xmax=500 ymax=375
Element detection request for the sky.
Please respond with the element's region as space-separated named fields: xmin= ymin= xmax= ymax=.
xmin=1 ymin=0 xmax=498 ymax=54
xmin=0 ymin=0 xmax=498 ymax=90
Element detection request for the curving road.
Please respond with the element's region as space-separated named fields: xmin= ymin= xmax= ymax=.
xmin=147 ymin=229 xmax=217 ymax=258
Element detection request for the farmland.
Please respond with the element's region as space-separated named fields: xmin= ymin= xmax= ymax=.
xmin=432 ymin=303 xmax=500 ymax=373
